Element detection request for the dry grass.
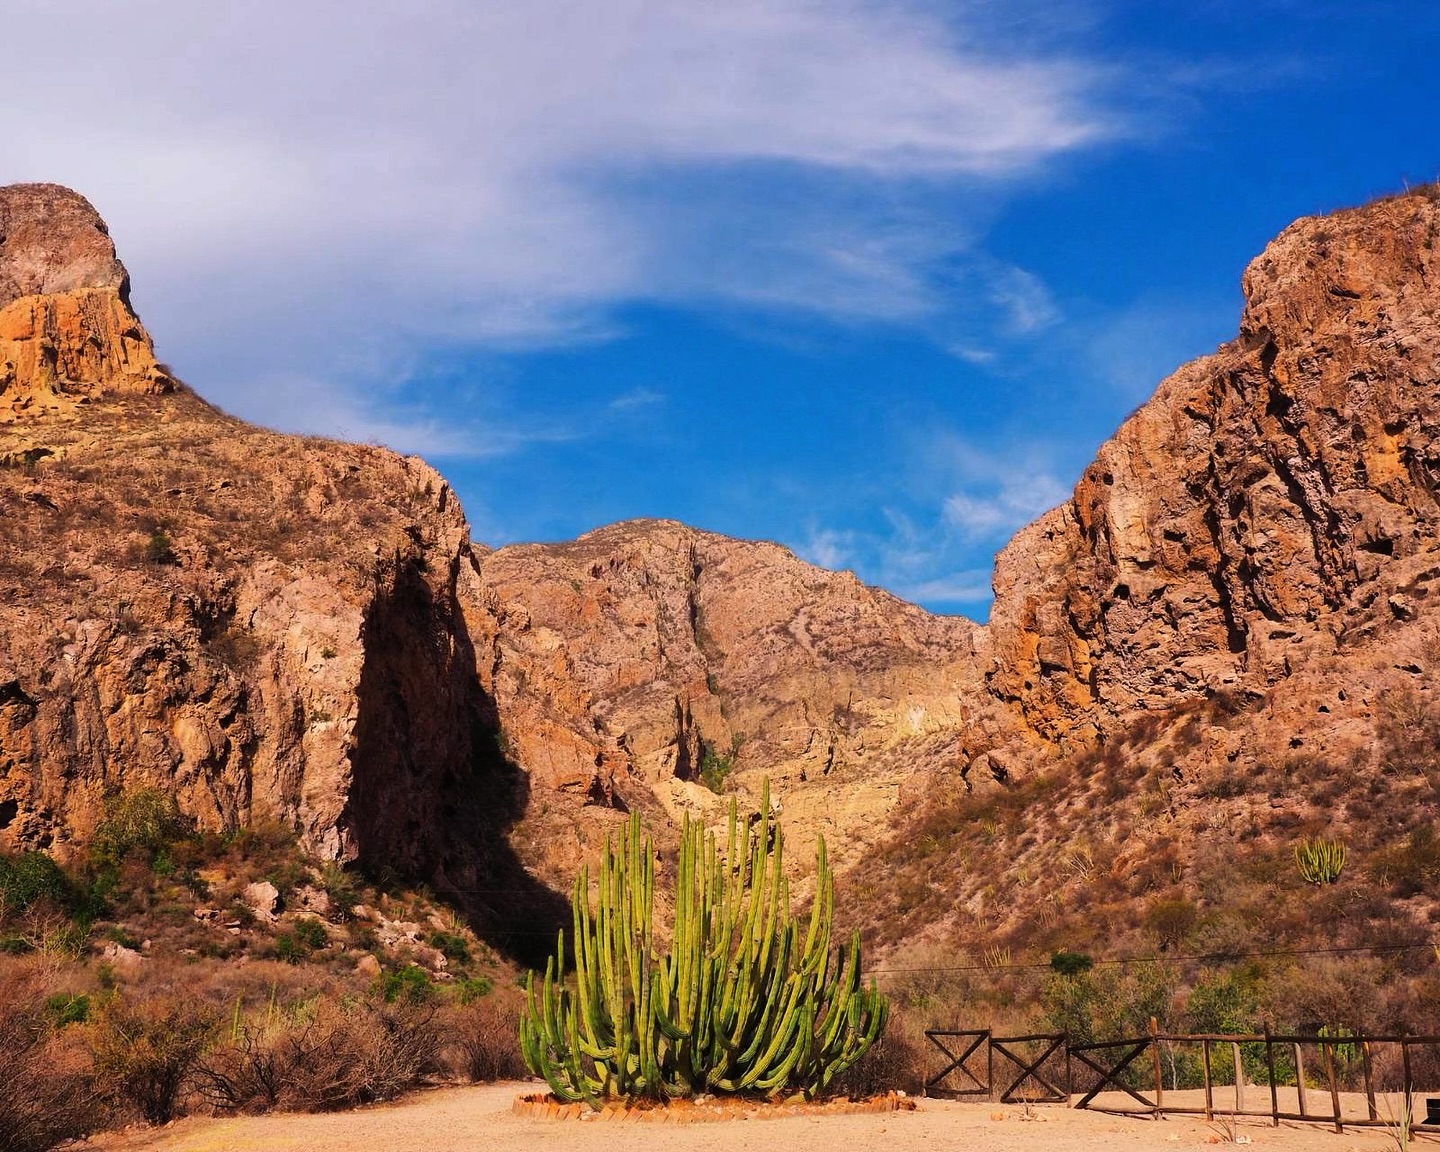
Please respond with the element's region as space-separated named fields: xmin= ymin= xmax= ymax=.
xmin=0 ymin=968 xmax=103 ymax=1152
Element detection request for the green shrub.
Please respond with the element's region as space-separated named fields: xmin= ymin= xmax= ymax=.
xmin=698 ymin=742 xmax=734 ymax=793
xmin=0 ymin=852 xmax=75 ymax=921
xmin=455 ymin=976 xmax=493 ymax=1004
xmin=318 ymin=862 xmax=359 ymax=919
xmin=427 ymin=930 xmax=468 ymax=964
xmin=379 ymin=965 xmax=435 ymax=1005
xmin=144 ymin=529 xmax=177 ymax=565
xmin=273 ymin=933 xmax=307 ymax=965
xmin=43 ymin=993 xmax=91 ymax=1028
xmin=293 ymin=918 xmax=328 ymax=951
xmin=90 ymin=788 xmax=192 ymax=870
xmin=1050 ymin=949 xmax=1094 ymax=976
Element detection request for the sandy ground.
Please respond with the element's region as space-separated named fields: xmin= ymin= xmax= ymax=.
xmin=82 ymin=1082 xmax=1433 ymax=1152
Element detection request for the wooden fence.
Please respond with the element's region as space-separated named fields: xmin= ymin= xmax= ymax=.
xmin=926 ymin=1023 xmax=1440 ymax=1135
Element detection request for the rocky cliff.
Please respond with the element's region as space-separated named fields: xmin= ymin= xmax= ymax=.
xmin=987 ymin=188 xmax=1440 ymax=756
xmin=0 ymin=184 xmax=171 ymax=420
xmin=4 ymin=182 xmax=1440 ymax=938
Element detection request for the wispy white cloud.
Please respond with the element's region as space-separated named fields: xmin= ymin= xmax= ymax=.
xmin=797 ymin=527 xmax=858 ymax=572
xmin=988 ymin=266 xmax=1062 ymax=334
xmin=2 ymin=0 xmax=1122 ymax=445
xmin=791 ymin=429 xmax=1074 ymax=615
xmin=608 ymin=388 xmax=667 ymax=412
xmin=891 ymin=569 xmax=996 ymax=605
xmin=943 ymin=471 xmax=1070 ymax=538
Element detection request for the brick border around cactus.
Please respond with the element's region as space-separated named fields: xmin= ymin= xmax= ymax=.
xmin=511 ymin=1090 xmax=916 ymax=1122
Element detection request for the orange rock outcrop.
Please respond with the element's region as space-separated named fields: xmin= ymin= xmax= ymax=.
xmin=0 ymin=184 xmax=171 ymax=419
xmin=5 ymin=181 xmax=1440 ymax=919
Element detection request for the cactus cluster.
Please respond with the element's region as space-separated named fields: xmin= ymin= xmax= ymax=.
xmin=519 ymin=783 xmax=887 ymax=1105
xmin=1295 ymin=838 xmax=1347 ymax=884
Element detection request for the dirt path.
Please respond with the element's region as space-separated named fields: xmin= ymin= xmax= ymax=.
xmin=84 ymin=1082 xmax=1415 ymax=1152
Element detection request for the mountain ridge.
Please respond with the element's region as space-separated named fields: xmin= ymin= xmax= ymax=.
xmin=3 ymin=184 xmax=1440 ymax=967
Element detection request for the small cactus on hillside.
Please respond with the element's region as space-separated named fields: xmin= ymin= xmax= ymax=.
xmin=1295 ymin=838 xmax=1347 ymax=884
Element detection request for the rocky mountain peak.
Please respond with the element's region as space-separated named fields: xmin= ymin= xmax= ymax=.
xmin=985 ymin=185 xmax=1440 ymax=752
xmin=0 ymin=182 xmax=170 ymax=420
xmin=0 ymin=183 xmax=130 ymax=307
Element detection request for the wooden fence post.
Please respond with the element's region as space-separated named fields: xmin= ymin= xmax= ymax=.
xmin=1362 ymin=1039 xmax=1377 ymax=1122
xmin=1150 ymin=1017 xmax=1163 ymax=1119
xmin=1264 ymin=1024 xmax=1279 ymax=1128
xmin=1322 ymin=1037 xmax=1342 ymax=1134
xmin=1403 ymin=1038 xmax=1413 ymax=1135
xmin=1202 ymin=1039 xmax=1213 ymax=1121
xmin=1294 ymin=1043 xmax=1308 ymax=1119
xmin=1233 ymin=1040 xmax=1245 ymax=1114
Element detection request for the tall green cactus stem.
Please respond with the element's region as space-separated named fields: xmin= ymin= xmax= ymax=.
xmin=519 ymin=782 xmax=887 ymax=1105
xmin=1295 ymin=838 xmax=1347 ymax=884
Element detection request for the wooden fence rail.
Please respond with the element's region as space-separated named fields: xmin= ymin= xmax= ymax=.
xmin=930 ymin=1023 xmax=1440 ymax=1136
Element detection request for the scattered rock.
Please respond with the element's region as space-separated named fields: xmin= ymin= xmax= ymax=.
xmin=100 ymin=942 xmax=144 ymax=971
xmin=243 ymin=881 xmax=281 ymax=921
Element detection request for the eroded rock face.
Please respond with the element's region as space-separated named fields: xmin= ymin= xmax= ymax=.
xmin=0 ymin=184 xmax=171 ymax=419
xmin=0 ymin=386 xmax=487 ymax=868
xmin=475 ymin=521 xmax=989 ymax=789
xmin=471 ymin=522 xmax=1004 ymax=861
xmin=7 ymin=180 xmax=1440 ymax=927
xmin=986 ymin=188 xmax=1440 ymax=748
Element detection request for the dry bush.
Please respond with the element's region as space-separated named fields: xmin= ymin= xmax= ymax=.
xmin=193 ymin=996 xmax=442 ymax=1113
xmin=829 ymin=1010 xmax=927 ymax=1098
xmin=90 ymin=995 xmax=216 ymax=1123
xmin=441 ymin=998 xmax=526 ymax=1082
xmin=0 ymin=971 xmax=103 ymax=1152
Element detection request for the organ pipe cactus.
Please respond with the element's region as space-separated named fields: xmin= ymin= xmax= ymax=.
xmin=518 ymin=781 xmax=887 ymax=1104
xmin=1295 ymin=838 xmax=1347 ymax=884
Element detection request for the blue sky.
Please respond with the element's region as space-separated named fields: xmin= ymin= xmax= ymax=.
xmin=7 ymin=1 xmax=1439 ymax=619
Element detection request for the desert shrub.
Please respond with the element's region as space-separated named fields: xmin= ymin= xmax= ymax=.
xmin=273 ymin=933 xmax=306 ymax=964
xmin=1144 ymin=898 xmax=1199 ymax=949
xmin=318 ymin=861 xmax=359 ymax=918
xmin=378 ymin=964 xmax=435 ymax=1004
xmin=194 ymin=997 xmax=442 ymax=1112
xmin=1042 ymin=961 xmax=1178 ymax=1045
xmin=1266 ymin=957 xmax=1383 ymax=1034
xmin=427 ymin=930 xmax=468 ymax=964
xmin=91 ymin=995 xmax=216 ymax=1123
xmin=0 ymin=981 xmax=102 ymax=1152
xmin=293 ymin=917 xmax=328 ymax=950
xmin=455 ymin=975 xmax=494 ymax=1003
xmin=828 ymin=1011 xmax=927 ymax=1098
xmin=697 ymin=740 xmax=734 ymax=793
xmin=43 ymin=992 xmax=91 ymax=1028
xmin=443 ymin=999 xmax=527 ymax=1083
xmin=0 ymin=852 xmax=75 ymax=922
xmin=273 ymin=917 xmax=329 ymax=964
xmin=1050 ymin=949 xmax=1094 ymax=976
xmin=1374 ymin=823 xmax=1440 ymax=896
xmin=90 ymin=788 xmax=193 ymax=870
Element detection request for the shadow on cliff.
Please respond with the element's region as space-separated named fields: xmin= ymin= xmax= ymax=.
xmin=345 ymin=554 xmax=570 ymax=970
